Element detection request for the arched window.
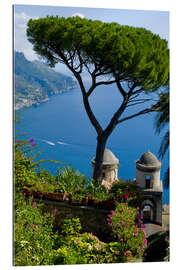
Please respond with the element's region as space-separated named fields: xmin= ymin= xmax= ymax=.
xmin=145 ymin=175 xmax=151 ymax=188
xmin=142 ymin=205 xmax=152 ymax=221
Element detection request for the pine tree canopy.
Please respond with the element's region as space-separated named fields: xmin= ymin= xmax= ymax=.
xmin=27 ymin=16 xmax=169 ymax=92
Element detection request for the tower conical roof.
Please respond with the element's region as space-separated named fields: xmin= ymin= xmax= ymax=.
xmin=136 ymin=151 xmax=161 ymax=171
xmin=92 ymin=149 xmax=119 ymax=165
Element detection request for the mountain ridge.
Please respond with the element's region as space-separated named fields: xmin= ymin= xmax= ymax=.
xmin=14 ymin=51 xmax=77 ymax=110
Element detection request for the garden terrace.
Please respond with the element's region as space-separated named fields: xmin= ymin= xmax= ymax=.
xmin=35 ymin=198 xmax=112 ymax=242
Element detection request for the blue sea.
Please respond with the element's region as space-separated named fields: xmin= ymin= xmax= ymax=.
xmin=17 ymin=83 xmax=169 ymax=204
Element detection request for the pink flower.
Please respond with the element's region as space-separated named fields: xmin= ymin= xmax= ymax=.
xmin=32 ymin=202 xmax=37 ymax=208
xmin=122 ymin=222 xmax=126 ymax=226
xmin=108 ymin=222 xmax=113 ymax=226
xmin=110 ymin=210 xmax=115 ymax=215
xmin=124 ymin=194 xmax=129 ymax=199
xmin=37 ymin=225 xmax=41 ymax=228
xmin=51 ymin=208 xmax=58 ymax=216
xmin=29 ymin=224 xmax=34 ymax=227
xmin=141 ymin=228 xmax=147 ymax=236
xmin=120 ymin=238 xmax=123 ymax=242
xmin=106 ymin=218 xmax=111 ymax=222
xmin=31 ymin=143 xmax=36 ymax=146
xmin=29 ymin=139 xmax=34 ymax=143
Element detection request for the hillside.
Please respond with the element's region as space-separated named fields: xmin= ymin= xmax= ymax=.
xmin=14 ymin=52 xmax=77 ymax=110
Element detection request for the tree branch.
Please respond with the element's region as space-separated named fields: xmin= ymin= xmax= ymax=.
xmin=127 ymin=98 xmax=152 ymax=106
xmin=117 ymin=108 xmax=155 ymax=124
xmin=131 ymin=87 xmax=144 ymax=95
xmin=74 ymin=73 xmax=104 ymax=135
xmin=116 ymin=80 xmax=127 ymax=99
xmin=87 ymin=79 xmax=116 ymax=97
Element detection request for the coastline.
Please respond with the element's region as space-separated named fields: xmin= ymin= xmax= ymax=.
xmin=14 ymin=86 xmax=77 ymax=111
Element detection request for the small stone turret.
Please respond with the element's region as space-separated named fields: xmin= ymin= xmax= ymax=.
xmin=136 ymin=151 xmax=163 ymax=225
xmin=136 ymin=151 xmax=162 ymax=191
xmin=92 ymin=149 xmax=119 ymax=189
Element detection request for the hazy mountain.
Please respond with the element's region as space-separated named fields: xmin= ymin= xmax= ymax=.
xmin=14 ymin=51 xmax=77 ymax=110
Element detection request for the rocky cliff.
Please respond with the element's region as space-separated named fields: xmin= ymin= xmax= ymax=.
xmin=14 ymin=51 xmax=77 ymax=110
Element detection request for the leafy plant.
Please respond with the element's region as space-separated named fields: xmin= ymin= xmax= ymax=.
xmin=61 ymin=218 xmax=82 ymax=235
xmin=106 ymin=202 xmax=147 ymax=260
xmin=55 ymin=167 xmax=89 ymax=194
xmin=109 ymin=179 xmax=142 ymax=207
xmin=14 ymin=194 xmax=57 ymax=266
xmin=54 ymin=218 xmax=141 ymax=264
xmin=143 ymin=230 xmax=169 ymax=262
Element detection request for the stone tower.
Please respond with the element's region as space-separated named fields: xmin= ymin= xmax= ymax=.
xmin=136 ymin=151 xmax=163 ymax=225
xmin=92 ymin=149 xmax=119 ymax=189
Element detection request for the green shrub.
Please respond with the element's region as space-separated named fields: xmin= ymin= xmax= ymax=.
xmin=54 ymin=217 xmax=147 ymax=264
xmin=62 ymin=218 xmax=82 ymax=235
xmin=106 ymin=202 xmax=147 ymax=260
xmin=143 ymin=231 xmax=169 ymax=262
xmin=14 ymin=194 xmax=57 ymax=266
xmin=53 ymin=218 xmax=126 ymax=264
xmin=55 ymin=167 xmax=89 ymax=194
xmin=14 ymin=148 xmax=38 ymax=189
xmin=109 ymin=179 xmax=142 ymax=207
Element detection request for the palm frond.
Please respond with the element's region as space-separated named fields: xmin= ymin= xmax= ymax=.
xmin=158 ymin=130 xmax=169 ymax=159
xmin=163 ymin=167 xmax=169 ymax=189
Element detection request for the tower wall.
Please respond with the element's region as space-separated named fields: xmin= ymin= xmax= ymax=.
xmin=92 ymin=162 xmax=118 ymax=182
xmin=136 ymin=168 xmax=162 ymax=191
xmin=136 ymin=151 xmax=163 ymax=225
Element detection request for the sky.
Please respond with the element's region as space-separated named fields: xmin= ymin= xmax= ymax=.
xmin=14 ymin=4 xmax=169 ymax=75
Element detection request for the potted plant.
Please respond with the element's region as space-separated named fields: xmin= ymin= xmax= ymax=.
xmin=44 ymin=184 xmax=56 ymax=200
xmin=91 ymin=185 xmax=109 ymax=208
xmin=22 ymin=186 xmax=32 ymax=197
xmin=81 ymin=196 xmax=88 ymax=206
xmin=30 ymin=183 xmax=44 ymax=199
xmin=69 ymin=193 xmax=83 ymax=206
xmin=101 ymin=195 xmax=116 ymax=210
xmin=53 ymin=185 xmax=66 ymax=201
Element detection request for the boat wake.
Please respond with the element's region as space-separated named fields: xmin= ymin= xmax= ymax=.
xmin=40 ymin=139 xmax=55 ymax=146
xmin=57 ymin=141 xmax=69 ymax=145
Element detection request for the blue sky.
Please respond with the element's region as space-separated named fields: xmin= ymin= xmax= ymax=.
xmin=14 ymin=4 xmax=169 ymax=75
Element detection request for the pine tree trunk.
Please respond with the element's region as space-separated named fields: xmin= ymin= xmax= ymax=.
xmin=93 ymin=136 xmax=106 ymax=182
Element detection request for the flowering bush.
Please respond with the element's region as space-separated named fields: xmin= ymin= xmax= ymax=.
xmin=14 ymin=137 xmax=64 ymax=193
xmin=109 ymin=179 xmax=142 ymax=207
xmin=14 ymin=130 xmax=149 ymax=265
xmin=14 ymin=147 xmax=38 ymax=189
xmin=54 ymin=218 xmax=140 ymax=264
xmin=106 ymin=203 xmax=147 ymax=261
xmin=14 ymin=194 xmax=57 ymax=266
